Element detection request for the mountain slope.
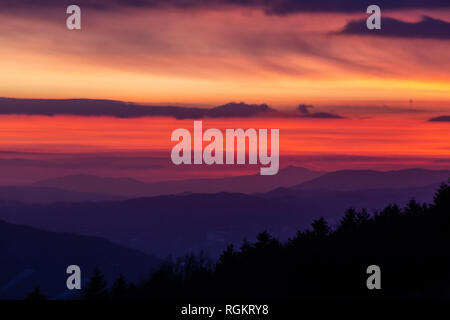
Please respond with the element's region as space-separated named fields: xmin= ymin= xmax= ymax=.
xmin=33 ymin=166 xmax=324 ymax=197
xmin=0 ymin=186 xmax=121 ymax=204
xmin=293 ymin=168 xmax=450 ymax=191
xmin=0 ymin=219 xmax=158 ymax=299
xmin=0 ymin=183 xmax=441 ymax=259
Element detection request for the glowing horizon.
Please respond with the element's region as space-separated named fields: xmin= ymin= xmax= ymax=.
xmin=0 ymin=114 xmax=448 ymax=184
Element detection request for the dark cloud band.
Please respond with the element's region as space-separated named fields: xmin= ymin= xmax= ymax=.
xmin=429 ymin=115 xmax=450 ymax=122
xmin=339 ymin=16 xmax=450 ymax=39
xmin=0 ymin=98 xmax=345 ymax=119
xmin=0 ymin=98 xmax=276 ymax=119
xmin=2 ymin=0 xmax=450 ymax=14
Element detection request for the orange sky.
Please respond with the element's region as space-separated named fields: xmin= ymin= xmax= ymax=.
xmin=0 ymin=115 xmax=448 ymax=184
xmin=0 ymin=8 xmax=449 ymax=109
xmin=0 ymin=115 xmax=448 ymax=158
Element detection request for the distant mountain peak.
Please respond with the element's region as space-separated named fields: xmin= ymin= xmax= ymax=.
xmin=293 ymin=168 xmax=450 ymax=191
xmin=30 ymin=166 xmax=324 ymax=198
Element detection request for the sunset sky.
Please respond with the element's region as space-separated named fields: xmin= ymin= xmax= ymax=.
xmin=0 ymin=1 xmax=449 ymax=107
xmin=0 ymin=0 xmax=449 ymax=183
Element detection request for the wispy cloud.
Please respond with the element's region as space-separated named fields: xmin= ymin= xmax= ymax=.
xmin=1 ymin=3 xmax=449 ymax=106
xmin=339 ymin=16 xmax=450 ymax=40
xmin=429 ymin=115 xmax=450 ymax=122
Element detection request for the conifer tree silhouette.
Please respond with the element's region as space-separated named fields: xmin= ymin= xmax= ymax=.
xmin=434 ymin=180 xmax=450 ymax=211
xmin=25 ymin=287 xmax=46 ymax=301
xmin=311 ymin=217 xmax=330 ymax=238
xmin=83 ymin=268 xmax=108 ymax=300
xmin=110 ymin=274 xmax=128 ymax=300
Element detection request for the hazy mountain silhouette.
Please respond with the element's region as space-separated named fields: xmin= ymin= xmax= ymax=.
xmin=0 ymin=219 xmax=158 ymax=299
xmin=0 ymin=182 xmax=443 ymax=258
xmin=33 ymin=175 xmax=148 ymax=198
xmin=0 ymin=168 xmax=446 ymax=262
xmin=0 ymin=186 xmax=121 ymax=204
xmin=31 ymin=168 xmax=449 ymax=199
xmin=292 ymin=168 xmax=450 ymax=191
xmin=32 ymin=166 xmax=324 ymax=197
xmin=87 ymin=181 xmax=450 ymax=301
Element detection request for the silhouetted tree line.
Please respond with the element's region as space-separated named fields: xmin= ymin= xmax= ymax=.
xmin=29 ymin=180 xmax=450 ymax=300
xmin=25 ymin=287 xmax=46 ymax=301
